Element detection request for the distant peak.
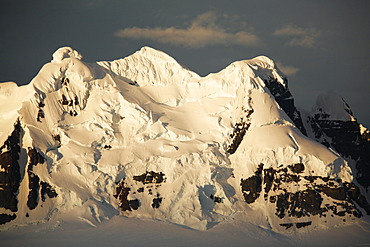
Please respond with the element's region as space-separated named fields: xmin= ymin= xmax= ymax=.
xmin=312 ymin=91 xmax=355 ymax=121
xmin=52 ymin=47 xmax=83 ymax=63
xmin=138 ymin=46 xmax=160 ymax=53
xmin=136 ymin=46 xmax=175 ymax=61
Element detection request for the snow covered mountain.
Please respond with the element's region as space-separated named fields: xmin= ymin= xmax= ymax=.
xmin=0 ymin=46 xmax=369 ymax=232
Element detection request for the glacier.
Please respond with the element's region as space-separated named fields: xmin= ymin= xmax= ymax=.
xmin=0 ymin=46 xmax=369 ymax=232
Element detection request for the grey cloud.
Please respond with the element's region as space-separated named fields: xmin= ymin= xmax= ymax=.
xmin=276 ymin=62 xmax=299 ymax=76
xmin=273 ymin=25 xmax=320 ymax=48
xmin=115 ymin=12 xmax=260 ymax=48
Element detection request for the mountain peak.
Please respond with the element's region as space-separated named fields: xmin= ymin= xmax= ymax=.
xmin=137 ymin=46 xmax=171 ymax=58
xmin=98 ymin=46 xmax=200 ymax=86
xmin=52 ymin=47 xmax=83 ymax=63
xmin=246 ymin=55 xmax=276 ymax=69
xmin=312 ymin=91 xmax=355 ymax=121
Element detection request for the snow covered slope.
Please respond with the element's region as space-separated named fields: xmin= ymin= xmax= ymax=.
xmin=0 ymin=46 xmax=369 ymax=232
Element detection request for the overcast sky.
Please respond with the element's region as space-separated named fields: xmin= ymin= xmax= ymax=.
xmin=1 ymin=0 xmax=369 ymax=126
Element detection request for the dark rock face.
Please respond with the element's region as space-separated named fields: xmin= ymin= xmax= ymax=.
xmin=128 ymin=199 xmax=140 ymax=210
xmin=36 ymin=98 xmax=45 ymax=122
xmin=240 ymin=164 xmax=263 ymax=203
xmin=133 ymin=171 xmax=166 ymax=184
xmin=296 ymin=221 xmax=312 ymax=229
xmin=0 ymin=121 xmax=58 ymax=225
xmin=114 ymin=179 xmax=140 ymax=211
xmin=275 ymin=189 xmax=323 ymax=219
xmin=0 ymin=120 xmax=23 ymax=213
xmin=264 ymin=77 xmax=307 ymax=136
xmin=152 ymin=197 xmax=163 ymax=208
xmin=40 ymin=181 xmax=58 ymax=202
xmin=0 ymin=213 xmax=16 ymax=225
xmin=309 ymin=114 xmax=370 ymax=189
xmin=26 ymin=148 xmax=44 ymax=210
xmin=52 ymin=135 xmax=61 ymax=148
xmin=210 ymin=194 xmax=223 ymax=203
xmin=306 ymin=116 xmax=332 ymax=148
xmin=115 ymin=171 xmax=166 ymax=212
xmin=59 ymin=78 xmax=80 ymax=117
xmin=346 ymin=182 xmax=370 ymax=214
xmin=279 ymin=221 xmax=312 ymax=229
xmin=288 ymin=163 xmax=305 ymax=174
xmin=241 ymin=163 xmax=370 ymax=229
xmin=25 ymin=148 xmax=58 ymax=210
xmin=228 ymin=98 xmax=254 ymax=154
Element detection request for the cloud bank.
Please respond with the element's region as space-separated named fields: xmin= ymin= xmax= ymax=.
xmin=273 ymin=25 xmax=320 ymax=48
xmin=115 ymin=12 xmax=260 ymax=48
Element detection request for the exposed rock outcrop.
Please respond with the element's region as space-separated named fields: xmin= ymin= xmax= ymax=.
xmin=0 ymin=120 xmax=23 ymax=213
